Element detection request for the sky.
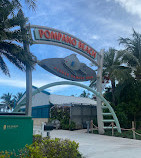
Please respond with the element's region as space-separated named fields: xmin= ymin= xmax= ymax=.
xmin=1 ymin=0 xmax=141 ymax=100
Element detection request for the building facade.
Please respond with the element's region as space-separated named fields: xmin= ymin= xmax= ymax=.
xmin=18 ymin=86 xmax=97 ymax=128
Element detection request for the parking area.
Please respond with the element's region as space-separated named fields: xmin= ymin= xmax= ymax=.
xmin=50 ymin=129 xmax=141 ymax=158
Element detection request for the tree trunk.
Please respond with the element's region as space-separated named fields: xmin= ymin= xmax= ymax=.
xmin=111 ymin=80 xmax=116 ymax=105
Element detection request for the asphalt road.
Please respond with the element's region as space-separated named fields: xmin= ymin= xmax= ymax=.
xmin=50 ymin=129 xmax=141 ymax=158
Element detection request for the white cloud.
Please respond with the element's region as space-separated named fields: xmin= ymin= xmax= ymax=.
xmin=96 ymin=16 xmax=131 ymax=33
xmin=91 ymin=35 xmax=100 ymax=40
xmin=0 ymin=75 xmax=75 ymax=94
xmin=114 ymin=0 xmax=141 ymax=18
xmin=0 ymin=79 xmax=26 ymax=88
xmin=33 ymin=76 xmax=72 ymax=93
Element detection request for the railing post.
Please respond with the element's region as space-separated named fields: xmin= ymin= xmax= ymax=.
xmin=112 ymin=122 xmax=114 ymax=136
xmin=132 ymin=121 xmax=136 ymax=139
xmin=90 ymin=120 xmax=93 ymax=133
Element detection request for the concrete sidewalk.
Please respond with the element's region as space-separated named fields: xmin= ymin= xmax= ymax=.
xmin=50 ymin=129 xmax=141 ymax=158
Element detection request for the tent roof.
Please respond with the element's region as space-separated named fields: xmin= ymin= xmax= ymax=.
xmin=49 ymin=94 xmax=97 ymax=106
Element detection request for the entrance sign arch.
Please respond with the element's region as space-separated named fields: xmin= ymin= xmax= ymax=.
xmin=30 ymin=25 xmax=99 ymax=66
xmin=20 ymin=24 xmax=120 ymax=134
xmin=14 ymin=81 xmax=121 ymax=133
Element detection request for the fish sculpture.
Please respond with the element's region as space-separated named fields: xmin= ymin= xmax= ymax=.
xmin=38 ymin=54 xmax=96 ymax=82
xmin=64 ymin=54 xmax=87 ymax=76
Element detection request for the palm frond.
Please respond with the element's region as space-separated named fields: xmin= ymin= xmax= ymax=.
xmin=11 ymin=0 xmax=36 ymax=10
xmin=5 ymin=15 xmax=28 ymax=29
xmin=89 ymin=80 xmax=96 ymax=88
xmin=0 ymin=0 xmax=15 ymax=16
xmin=1 ymin=30 xmax=22 ymax=42
xmin=11 ymin=0 xmax=22 ymax=9
xmin=0 ymin=56 xmax=10 ymax=76
xmin=0 ymin=41 xmax=35 ymax=70
xmin=121 ymin=50 xmax=139 ymax=66
xmin=134 ymin=65 xmax=141 ymax=80
xmin=0 ymin=0 xmax=36 ymax=76
xmin=119 ymin=29 xmax=141 ymax=62
xmin=103 ymin=48 xmax=117 ymax=67
xmin=25 ymin=0 xmax=36 ymax=10
xmin=111 ymin=67 xmax=132 ymax=82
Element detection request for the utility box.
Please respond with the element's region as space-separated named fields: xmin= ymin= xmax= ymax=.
xmin=0 ymin=114 xmax=33 ymax=152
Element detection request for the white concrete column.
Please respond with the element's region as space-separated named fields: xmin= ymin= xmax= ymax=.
xmin=96 ymin=49 xmax=104 ymax=134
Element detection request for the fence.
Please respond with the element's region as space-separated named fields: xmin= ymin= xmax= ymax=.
xmin=89 ymin=120 xmax=141 ymax=139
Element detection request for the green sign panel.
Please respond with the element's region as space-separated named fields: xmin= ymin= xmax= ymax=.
xmin=0 ymin=115 xmax=33 ymax=152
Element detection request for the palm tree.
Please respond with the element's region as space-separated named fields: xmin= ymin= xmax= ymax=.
xmin=6 ymin=0 xmax=36 ymax=11
xmin=1 ymin=93 xmax=14 ymax=110
xmin=102 ymin=48 xmax=131 ymax=105
xmin=0 ymin=0 xmax=35 ymax=76
xmin=119 ymin=29 xmax=141 ymax=80
xmin=80 ymin=90 xmax=90 ymax=98
xmin=13 ymin=92 xmax=23 ymax=102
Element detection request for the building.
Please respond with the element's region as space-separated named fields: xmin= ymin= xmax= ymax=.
xmin=18 ymin=86 xmax=52 ymax=126
xmin=0 ymin=104 xmax=7 ymax=112
xmin=18 ymin=86 xmax=97 ymax=128
xmin=49 ymin=94 xmax=97 ymax=128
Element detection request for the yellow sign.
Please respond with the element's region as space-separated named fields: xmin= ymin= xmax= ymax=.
xmin=3 ymin=125 xmax=6 ymax=130
xmin=3 ymin=125 xmax=19 ymax=130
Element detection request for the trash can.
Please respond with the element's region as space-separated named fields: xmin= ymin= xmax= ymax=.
xmin=0 ymin=113 xmax=33 ymax=152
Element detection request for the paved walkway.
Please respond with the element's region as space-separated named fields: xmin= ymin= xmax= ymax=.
xmin=50 ymin=129 xmax=141 ymax=158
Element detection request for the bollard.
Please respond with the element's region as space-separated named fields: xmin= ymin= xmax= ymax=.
xmin=44 ymin=123 xmax=55 ymax=138
xmin=47 ymin=131 xmax=50 ymax=138
xmin=86 ymin=121 xmax=90 ymax=133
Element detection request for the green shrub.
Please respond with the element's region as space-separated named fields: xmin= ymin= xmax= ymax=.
xmin=0 ymin=151 xmax=11 ymax=158
xmin=0 ymin=136 xmax=83 ymax=158
xmin=136 ymin=121 xmax=141 ymax=129
xmin=51 ymin=106 xmax=70 ymax=122
xmin=60 ymin=118 xmax=69 ymax=130
xmin=25 ymin=137 xmax=81 ymax=158
xmin=69 ymin=121 xmax=76 ymax=131
xmin=51 ymin=106 xmax=73 ymax=130
xmin=33 ymin=134 xmax=42 ymax=143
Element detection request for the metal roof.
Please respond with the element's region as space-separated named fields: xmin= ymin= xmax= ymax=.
xmin=49 ymin=94 xmax=97 ymax=106
xmin=17 ymin=85 xmax=50 ymax=106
